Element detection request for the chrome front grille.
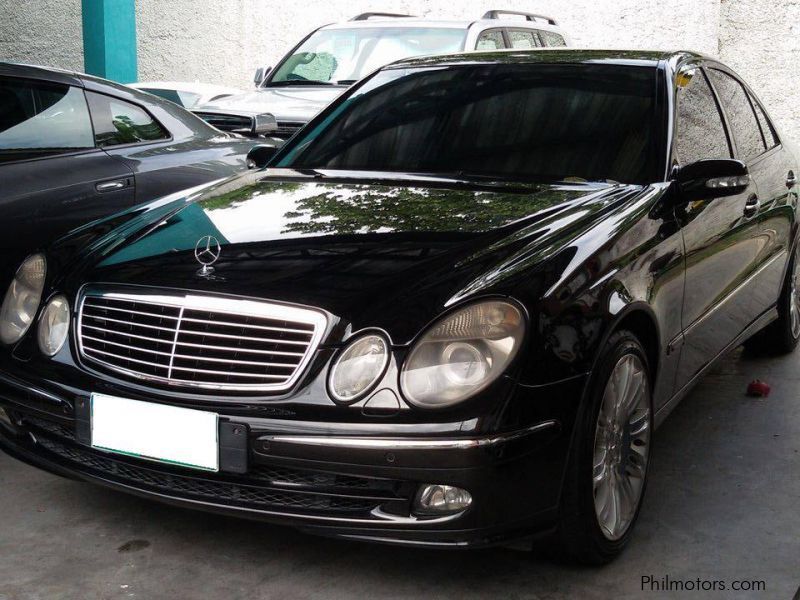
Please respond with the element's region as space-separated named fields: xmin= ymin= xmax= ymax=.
xmin=77 ymin=290 xmax=327 ymax=391
xmin=274 ymin=121 xmax=305 ymax=138
xmin=194 ymin=112 xmax=254 ymax=133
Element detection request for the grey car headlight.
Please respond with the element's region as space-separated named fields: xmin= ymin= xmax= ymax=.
xmin=0 ymin=254 xmax=46 ymax=345
xmin=329 ymin=334 xmax=389 ymax=402
xmin=38 ymin=295 xmax=70 ymax=356
xmin=400 ymin=300 xmax=525 ymax=408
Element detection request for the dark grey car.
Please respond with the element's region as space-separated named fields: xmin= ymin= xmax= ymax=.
xmin=0 ymin=62 xmax=262 ymax=283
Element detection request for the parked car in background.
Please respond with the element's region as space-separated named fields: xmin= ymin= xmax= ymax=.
xmin=0 ymin=62 xmax=267 ymax=285
xmin=194 ymin=10 xmax=570 ymax=139
xmin=129 ymin=81 xmax=245 ymax=109
xmin=3 ymin=49 xmax=793 ymax=565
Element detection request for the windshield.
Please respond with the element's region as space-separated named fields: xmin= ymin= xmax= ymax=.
xmin=276 ymin=63 xmax=660 ymax=185
xmin=268 ymin=27 xmax=467 ymax=85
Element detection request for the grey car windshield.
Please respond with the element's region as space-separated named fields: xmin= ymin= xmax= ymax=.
xmin=269 ymin=27 xmax=467 ymax=85
xmin=277 ymin=63 xmax=660 ymax=185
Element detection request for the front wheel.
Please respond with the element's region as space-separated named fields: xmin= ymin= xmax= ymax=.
xmin=556 ymin=330 xmax=653 ymax=564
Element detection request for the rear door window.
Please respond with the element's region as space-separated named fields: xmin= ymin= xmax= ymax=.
xmin=748 ymin=92 xmax=779 ymax=150
xmin=673 ymin=68 xmax=731 ymax=166
xmin=86 ymin=91 xmax=170 ymax=147
xmin=506 ymin=29 xmax=542 ymax=49
xmin=707 ymin=69 xmax=766 ymax=161
xmin=475 ymin=29 xmax=506 ymax=50
xmin=539 ymin=31 xmax=567 ymax=47
xmin=0 ymin=77 xmax=94 ymax=162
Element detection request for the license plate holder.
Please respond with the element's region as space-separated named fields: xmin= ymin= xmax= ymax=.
xmin=90 ymin=393 xmax=219 ymax=472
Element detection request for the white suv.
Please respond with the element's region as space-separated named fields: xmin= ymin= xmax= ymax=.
xmin=194 ymin=10 xmax=570 ymax=139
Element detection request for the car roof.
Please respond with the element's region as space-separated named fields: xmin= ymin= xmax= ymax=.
xmin=321 ymin=17 xmax=565 ymax=34
xmin=386 ymin=49 xmax=707 ymax=69
xmin=0 ymin=61 xmax=84 ymax=85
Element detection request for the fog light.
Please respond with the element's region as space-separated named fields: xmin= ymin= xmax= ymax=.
xmin=414 ymin=484 xmax=472 ymax=515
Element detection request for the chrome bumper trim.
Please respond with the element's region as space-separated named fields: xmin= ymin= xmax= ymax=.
xmin=264 ymin=420 xmax=559 ymax=451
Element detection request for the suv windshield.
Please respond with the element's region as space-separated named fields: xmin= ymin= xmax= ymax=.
xmin=277 ymin=63 xmax=660 ymax=185
xmin=268 ymin=27 xmax=467 ymax=85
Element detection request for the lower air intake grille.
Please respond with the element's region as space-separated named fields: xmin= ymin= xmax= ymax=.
xmin=35 ymin=436 xmax=389 ymax=514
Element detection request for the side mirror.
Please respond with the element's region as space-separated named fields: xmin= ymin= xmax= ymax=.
xmin=246 ymin=144 xmax=279 ymax=169
xmin=675 ymin=159 xmax=750 ymax=201
xmin=252 ymin=113 xmax=277 ymax=136
xmin=253 ymin=66 xmax=271 ymax=86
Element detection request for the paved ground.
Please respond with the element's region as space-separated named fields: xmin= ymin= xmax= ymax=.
xmin=1 ymin=346 xmax=799 ymax=600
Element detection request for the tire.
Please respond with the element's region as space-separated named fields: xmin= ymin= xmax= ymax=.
xmin=556 ymin=330 xmax=653 ymax=565
xmin=744 ymin=246 xmax=800 ymax=355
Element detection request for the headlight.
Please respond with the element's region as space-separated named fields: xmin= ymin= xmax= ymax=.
xmin=38 ymin=295 xmax=70 ymax=356
xmin=0 ymin=254 xmax=46 ymax=345
xmin=329 ymin=334 xmax=389 ymax=402
xmin=400 ymin=300 xmax=524 ymax=408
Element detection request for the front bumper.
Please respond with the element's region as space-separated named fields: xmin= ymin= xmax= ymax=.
xmin=0 ymin=369 xmax=585 ymax=548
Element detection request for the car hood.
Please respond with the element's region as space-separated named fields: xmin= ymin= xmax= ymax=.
xmin=61 ymin=170 xmax=649 ymax=343
xmin=196 ymin=87 xmax=345 ymax=122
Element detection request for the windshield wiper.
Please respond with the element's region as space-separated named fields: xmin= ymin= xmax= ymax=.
xmin=267 ymin=80 xmax=338 ymax=87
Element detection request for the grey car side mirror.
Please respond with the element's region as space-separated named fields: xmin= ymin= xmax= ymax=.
xmin=254 ymin=66 xmax=271 ymax=86
xmin=246 ymin=144 xmax=279 ymax=169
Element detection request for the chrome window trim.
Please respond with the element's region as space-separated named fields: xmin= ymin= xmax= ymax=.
xmin=77 ymin=288 xmax=328 ymax=392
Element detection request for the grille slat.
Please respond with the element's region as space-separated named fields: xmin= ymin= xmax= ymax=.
xmin=176 ymin=328 xmax=311 ymax=346
xmin=180 ymin=316 xmax=313 ymax=336
xmin=83 ymin=335 xmax=174 ymax=357
xmin=176 ymin=340 xmax=305 ymax=358
xmin=82 ymin=324 xmax=177 ymax=346
xmin=83 ymin=302 xmax=182 ymax=321
xmin=78 ymin=291 xmax=326 ymax=392
xmin=194 ymin=112 xmax=254 ymax=133
xmin=83 ymin=314 xmax=177 ymax=334
xmin=274 ymin=121 xmax=305 ymax=138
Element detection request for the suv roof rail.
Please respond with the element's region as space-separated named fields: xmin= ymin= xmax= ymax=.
xmin=350 ymin=12 xmax=415 ymax=21
xmin=482 ymin=10 xmax=558 ymax=25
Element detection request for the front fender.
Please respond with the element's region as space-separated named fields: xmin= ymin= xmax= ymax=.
xmin=518 ymin=184 xmax=684 ymax=409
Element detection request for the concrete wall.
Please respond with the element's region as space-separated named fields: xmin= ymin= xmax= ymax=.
xmin=1 ymin=0 xmax=798 ymax=142
xmin=0 ymin=0 xmax=83 ymax=72
xmin=718 ymin=0 xmax=800 ymax=151
xmin=134 ymin=0 xmax=722 ymax=89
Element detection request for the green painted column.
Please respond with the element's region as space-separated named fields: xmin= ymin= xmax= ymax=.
xmin=82 ymin=0 xmax=137 ymax=83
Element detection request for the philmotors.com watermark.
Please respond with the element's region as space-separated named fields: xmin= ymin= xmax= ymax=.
xmin=641 ymin=575 xmax=767 ymax=593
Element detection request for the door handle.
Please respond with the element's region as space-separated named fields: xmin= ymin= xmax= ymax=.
xmin=95 ymin=179 xmax=129 ymax=192
xmin=743 ymin=194 xmax=760 ymax=218
xmin=787 ymin=171 xmax=797 ymax=189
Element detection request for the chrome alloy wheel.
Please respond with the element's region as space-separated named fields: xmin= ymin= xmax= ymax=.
xmin=592 ymin=353 xmax=651 ymax=541
xmin=790 ymin=257 xmax=800 ymax=339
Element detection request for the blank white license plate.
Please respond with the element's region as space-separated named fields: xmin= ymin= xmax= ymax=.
xmin=91 ymin=393 xmax=219 ymax=472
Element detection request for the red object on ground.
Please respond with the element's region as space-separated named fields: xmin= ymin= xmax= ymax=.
xmin=747 ymin=380 xmax=771 ymax=397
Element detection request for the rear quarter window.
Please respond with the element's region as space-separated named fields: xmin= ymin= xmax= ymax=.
xmin=86 ymin=91 xmax=170 ymax=147
xmin=540 ymin=31 xmax=567 ymax=47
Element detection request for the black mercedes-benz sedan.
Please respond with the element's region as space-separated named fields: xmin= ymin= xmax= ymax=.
xmin=0 ymin=50 xmax=796 ymax=564
xmin=0 ymin=62 xmax=267 ymax=288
